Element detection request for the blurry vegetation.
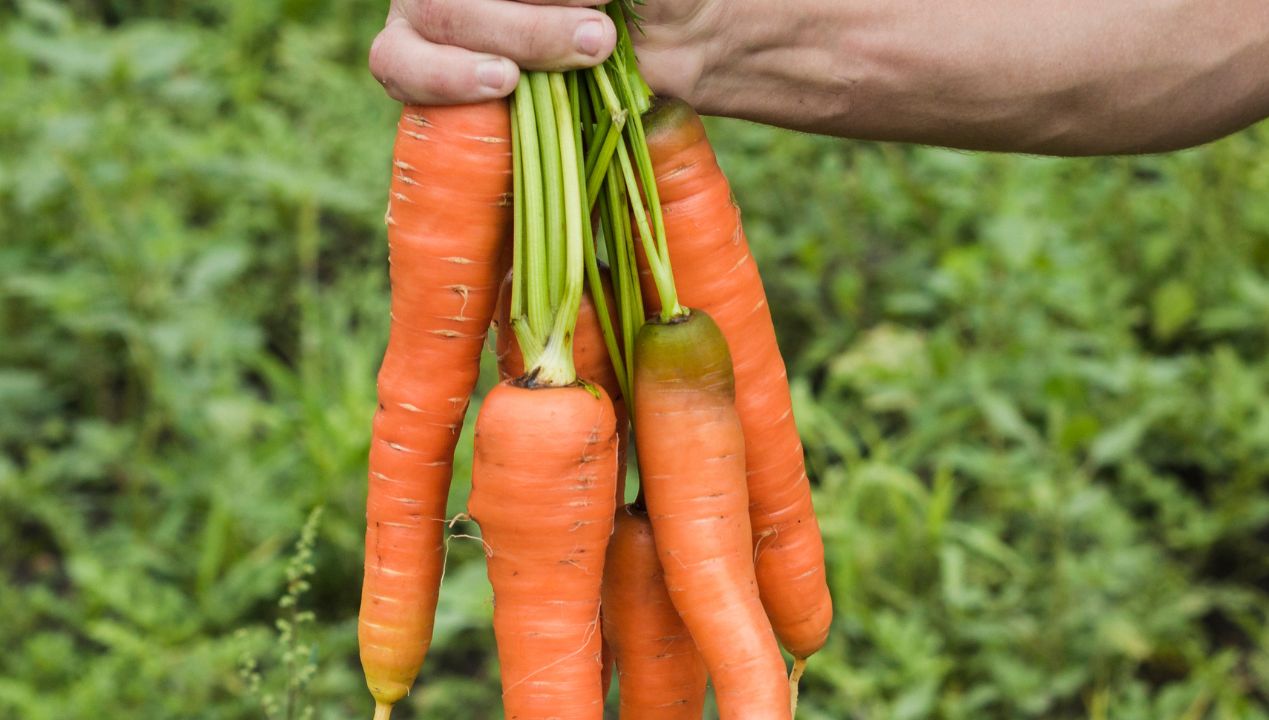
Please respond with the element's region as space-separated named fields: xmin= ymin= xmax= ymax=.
xmin=1 ymin=0 xmax=1267 ymax=718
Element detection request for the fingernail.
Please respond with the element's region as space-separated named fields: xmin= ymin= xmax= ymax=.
xmin=574 ymin=20 xmax=606 ymax=56
xmin=477 ymin=59 xmax=508 ymax=89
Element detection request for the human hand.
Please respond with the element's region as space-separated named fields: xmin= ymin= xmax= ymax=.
xmin=368 ymin=0 xmax=719 ymax=106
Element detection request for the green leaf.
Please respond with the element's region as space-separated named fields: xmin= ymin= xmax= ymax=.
xmin=1151 ymin=279 xmax=1196 ymax=340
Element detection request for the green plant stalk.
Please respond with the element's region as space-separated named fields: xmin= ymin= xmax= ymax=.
xmin=590 ymin=64 xmax=625 ymax=125
xmin=582 ymin=70 xmax=627 ymax=211
xmin=606 ymin=3 xmax=652 ymax=114
xmin=513 ymin=75 xmax=548 ymax=364
xmin=529 ymin=72 xmax=565 ymax=313
xmin=618 ymin=176 xmax=645 ymax=348
xmin=583 ymin=106 xmax=612 ymax=177
xmin=602 ymin=161 xmax=643 ymax=390
xmin=509 ymin=91 xmax=524 ymax=333
xmin=590 ymin=27 xmax=682 ymax=320
xmin=585 ymin=110 xmax=626 ymax=210
xmin=575 ymin=106 xmax=630 ymax=400
xmin=532 ymin=73 xmax=584 ymax=386
xmin=614 ymin=138 xmax=681 ymax=318
xmin=608 ymin=55 xmax=673 ymax=292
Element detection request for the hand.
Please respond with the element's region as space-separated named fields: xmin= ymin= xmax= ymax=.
xmin=368 ymin=0 xmax=719 ymax=106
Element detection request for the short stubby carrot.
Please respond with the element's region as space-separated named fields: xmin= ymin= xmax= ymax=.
xmin=634 ymin=310 xmax=791 ymax=719
xmin=358 ymin=101 xmax=511 ymax=719
xmin=469 ymin=381 xmax=619 ymax=720
xmin=494 ymin=270 xmax=629 ymax=503
xmin=639 ymin=98 xmax=832 ymax=662
xmin=603 ymin=503 xmax=707 ymax=719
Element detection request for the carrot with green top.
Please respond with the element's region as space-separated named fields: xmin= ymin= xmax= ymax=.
xmin=470 ymin=70 xmax=620 ymax=720
xmin=639 ymin=99 xmax=833 ymax=675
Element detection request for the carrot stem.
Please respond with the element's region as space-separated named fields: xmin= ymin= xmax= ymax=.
xmin=576 ymin=74 xmax=626 ymax=397
xmin=606 ymin=2 xmax=652 ymax=114
xmin=529 ymin=72 xmax=565 ymax=314
xmin=603 ymin=161 xmax=642 ymax=394
xmin=509 ymin=91 xmax=525 ymax=336
xmin=585 ymin=109 xmax=626 ymax=210
xmin=533 ymin=73 xmax=583 ymax=387
xmin=588 ymin=26 xmax=683 ymax=321
xmin=590 ymin=65 xmax=624 ymax=121
xmin=512 ymin=76 xmax=547 ymax=364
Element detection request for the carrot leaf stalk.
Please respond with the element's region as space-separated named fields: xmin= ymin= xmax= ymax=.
xmin=511 ymin=76 xmax=547 ymax=364
xmin=508 ymin=70 xmax=593 ymax=388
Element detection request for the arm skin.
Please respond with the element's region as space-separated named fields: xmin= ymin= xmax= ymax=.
xmin=370 ymin=0 xmax=1269 ymax=155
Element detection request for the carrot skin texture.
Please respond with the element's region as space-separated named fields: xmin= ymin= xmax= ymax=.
xmin=640 ymin=99 xmax=832 ymax=660
xmin=603 ymin=505 xmax=708 ymax=719
xmin=359 ymin=102 xmax=511 ymax=709
xmin=469 ymin=382 xmax=619 ymax=720
xmin=634 ymin=311 xmax=791 ymax=719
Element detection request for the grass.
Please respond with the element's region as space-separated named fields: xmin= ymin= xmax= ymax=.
xmin=1 ymin=1 xmax=1267 ymax=718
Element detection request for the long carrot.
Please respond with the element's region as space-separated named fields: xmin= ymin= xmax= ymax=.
xmin=602 ymin=502 xmax=707 ymax=719
xmin=468 ymin=381 xmax=619 ymax=719
xmin=465 ymin=69 xmax=619 ymax=720
xmin=493 ymin=268 xmax=628 ymax=702
xmin=358 ymin=101 xmax=511 ymax=720
xmin=639 ymin=98 xmax=833 ymax=664
xmin=634 ymin=310 xmax=791 ymax=719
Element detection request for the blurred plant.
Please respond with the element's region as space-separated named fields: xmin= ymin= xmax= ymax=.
xmin=237 ymin=506 xmax=324 ymax=720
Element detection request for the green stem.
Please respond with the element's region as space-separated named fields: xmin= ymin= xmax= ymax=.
xmin=513 ymin=75 xmax=547 ymax=365
xmin=583 ymin=105 xmax=612 ymax=175
xmin=590 ymin=64 xmax=624 ymax=124
xmin=606 ymin=3 xmax=652 ymax=114
xmin=610 ymin=57 xmax=674 ymax=303
xmin=532 ymin=73 xmax=584 ymax=387
xmin=602 ymin=162 xmax=642 ymax=395
xmin=569 ymin=74 xmax=630 ymax=398
xmin=509 ymin=89 xmax=524 ymax=323
xmin=614 ymin=140 xmax=680 ymax=317
xmin=585 ymin=110 xmax=626 ymax=210
xmin=529 ymin=72 xmax=565 ymax=313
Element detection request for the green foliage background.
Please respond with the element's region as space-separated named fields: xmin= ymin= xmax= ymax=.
xmin=2 ymin=1 xmax=1267 ymax=718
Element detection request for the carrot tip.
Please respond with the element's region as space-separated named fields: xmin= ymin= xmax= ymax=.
xmin=789 ymin=656 xmax=808 ymax=718
xmin=373 ymin=701 xmax=394 ymax=720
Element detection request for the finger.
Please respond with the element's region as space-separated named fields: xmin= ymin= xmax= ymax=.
xmin=406 ymin=0 xmax=616 ymax=72
xmin=369 ymin=18 xmax=519 ymax=105
xmin=515 ymin=0 xmax=607 ymax=5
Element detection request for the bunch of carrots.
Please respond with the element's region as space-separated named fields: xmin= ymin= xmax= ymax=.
xmin=356 ymin=4 xmax=831 ymax=718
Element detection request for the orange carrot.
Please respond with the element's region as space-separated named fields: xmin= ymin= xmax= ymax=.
xmin=634 ymin=310 xmax=791 ymax=719
xmin=640 ymin=98 xmax=832 ymax=663
xmin=468 ymin=381 xmax=619 ymax=719
xmin=602 ymin=502 xmax=707 ymax=719
xmin=493 ymin=270 xmax=629 ymax=699
xmin=358 ymin=101 xmax=511 ymax=720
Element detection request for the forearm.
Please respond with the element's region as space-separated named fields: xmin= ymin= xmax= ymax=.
xmin=666 ymin=0 xmax=1269 ymax=155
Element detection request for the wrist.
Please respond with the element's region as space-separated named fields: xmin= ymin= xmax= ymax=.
xmin=671 ymin=0 xmax=866 ymax=129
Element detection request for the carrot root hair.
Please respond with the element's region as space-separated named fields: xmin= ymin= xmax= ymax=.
xmin=789 ymin=656 xmax=808 ymax=718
